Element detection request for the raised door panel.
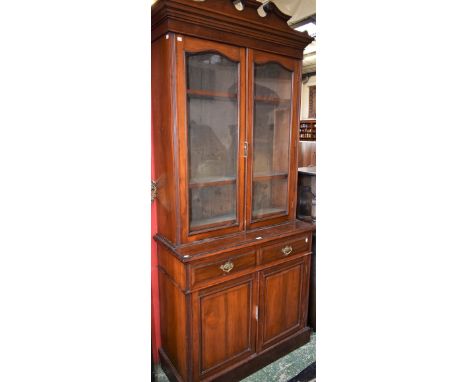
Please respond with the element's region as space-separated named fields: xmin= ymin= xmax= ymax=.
xmin=192 ymin=274 xmax=257 ymax=380
xmin=258 ymin=257 xmax=309 ymax=351
xmin=175 ymin=35 xmax=247 ymax=243
xmin=246 ymin=50 xmax=301 ymax=229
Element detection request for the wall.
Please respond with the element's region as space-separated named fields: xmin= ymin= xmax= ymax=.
xmin=301 ymin=75 xmax=316 ymax=120
xmin=299 ymin=75 xmax=316 ymax=167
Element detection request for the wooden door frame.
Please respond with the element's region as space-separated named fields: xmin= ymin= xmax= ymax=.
xmin=245 ymin=49 xmax=301 ymax=230
xmin=175 ymin=35 xmax=247 ymax=243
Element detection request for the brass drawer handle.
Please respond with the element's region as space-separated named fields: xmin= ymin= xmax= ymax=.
xmin=282 ymin=245 xmax=293 ymax=256
xmin=220 ymin=261 xmax=234 ymax=273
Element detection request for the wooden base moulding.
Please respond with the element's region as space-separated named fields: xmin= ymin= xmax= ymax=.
xmin=159 ymin=328 xmax=312 ymax=382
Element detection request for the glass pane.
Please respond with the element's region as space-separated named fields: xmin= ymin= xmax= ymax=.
xmin=190 ymin=184 xmax=237 ymax=230
xmin=252 ymin=62 xmax=292 ymax=220
xmin=187 ymin=53 xmax=238 ymax=94
xmin=186 ymin=52 xmax=239 ymax=231
xmin=188 ymin=98 xmax=238 ymax=181
xmin=252 ymin=178 xmax=288 ymax=218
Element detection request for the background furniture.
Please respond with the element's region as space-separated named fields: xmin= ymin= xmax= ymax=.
xmin=296 ymin=167 xmax=316 ymax=331
xmin=297 ymin=167 xmax=316 ymax=223
xmin=298 ymin=120 xmax=316 ymax=167
xmin=299 ymin=120 xmax=316 ymax=141
xmin=152 ymin=1 xmax=313 ymax=380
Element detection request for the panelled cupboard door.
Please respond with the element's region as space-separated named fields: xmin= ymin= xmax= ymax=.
xmin=191 ymin=274 xmax=258 ymax=380
xmin=246 ymin=50 xmax=301 ymax=229
xmin=258 ymin=257 xmax=309 ymax=351
xmin=175 ymin=35 xmax=247 ymax=243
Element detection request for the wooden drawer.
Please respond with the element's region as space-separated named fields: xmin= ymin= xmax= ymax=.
xmin=260 ymin=235 xmax=310 ymax=265
xmin=190 ymin=251 xmax=256 ymax=287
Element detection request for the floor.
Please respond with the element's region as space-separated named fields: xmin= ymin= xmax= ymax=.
xmin=154 ymin=332 xmax=316 ymax=382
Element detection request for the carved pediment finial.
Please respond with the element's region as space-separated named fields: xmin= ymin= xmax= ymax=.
xmin=261 ymin=1 xmax=291 ymax=22
xmin=233 ymin=0 xmax=291 ymax=22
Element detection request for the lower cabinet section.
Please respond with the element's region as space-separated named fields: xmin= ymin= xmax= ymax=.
xmin=157 ymin=228 xmax=313 ymax=382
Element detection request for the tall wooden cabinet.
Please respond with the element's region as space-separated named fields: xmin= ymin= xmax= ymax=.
xmin=152 ymin=1 xmax=313 ymax=381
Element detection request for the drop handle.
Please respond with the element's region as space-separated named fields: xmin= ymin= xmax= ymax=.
xmin=282 ymin=245 xmax=293 ymax=256
xmin=220 ymin=261 xmax=234 ymax=273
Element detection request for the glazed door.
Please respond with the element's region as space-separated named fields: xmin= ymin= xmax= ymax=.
xmin=258 ymin=257 xmax=309 ymax=352
xmin=192 ymin=274 xmax=258 ymax=380
xmin=176 ymin=36 xmax=246 ymax=243
xmin=246 ymin=50 xmax=301 ymax=229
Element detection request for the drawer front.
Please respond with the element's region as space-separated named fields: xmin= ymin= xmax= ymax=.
xmin=260 ymin=235 xmax=310 ymax=265
xmin=191 ymin=251 xmax=256 ymax=287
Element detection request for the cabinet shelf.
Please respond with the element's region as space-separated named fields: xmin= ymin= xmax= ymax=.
xmin=254 ymin=96 xmax=290 ymax=105
xmin=190 ymin=213 xmax=237 ymax=231
xmin=189 ymin=176 xmax=237 ymax=189
xmin=187 ymin=88 xmax=237 ymax=100
xmin=253 ymin=172 xmax=288 ymax=182
xmin=253 ymin=207 xmax=286 ymax=219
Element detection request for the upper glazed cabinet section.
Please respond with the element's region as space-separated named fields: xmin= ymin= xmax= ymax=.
xmin=152 ymin=0 xmax=312 ymax=245
xmin=175 ymin=37 xmax=300 ymax=243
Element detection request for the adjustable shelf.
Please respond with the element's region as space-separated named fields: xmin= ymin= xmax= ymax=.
xmin=190 ymin=213 xmax=237 ymax=231
xmin=254 ymin=95 xmax=290 ymax=105
xmin=187 ymin=88 xmax=237 ymax=100
xmin=252 ymin=207 xmax=287 ymax=220
xmin=253 ymin=172 xmax=288 ymax=182
xmin=189 ymin=176 xmax=237 ymax=189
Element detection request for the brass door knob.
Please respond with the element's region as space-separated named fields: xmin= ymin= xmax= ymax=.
xmin=282 ymin=246 xmax=293 ymax=256
xmin=220 ymin=261 xmax=234 ymax=273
